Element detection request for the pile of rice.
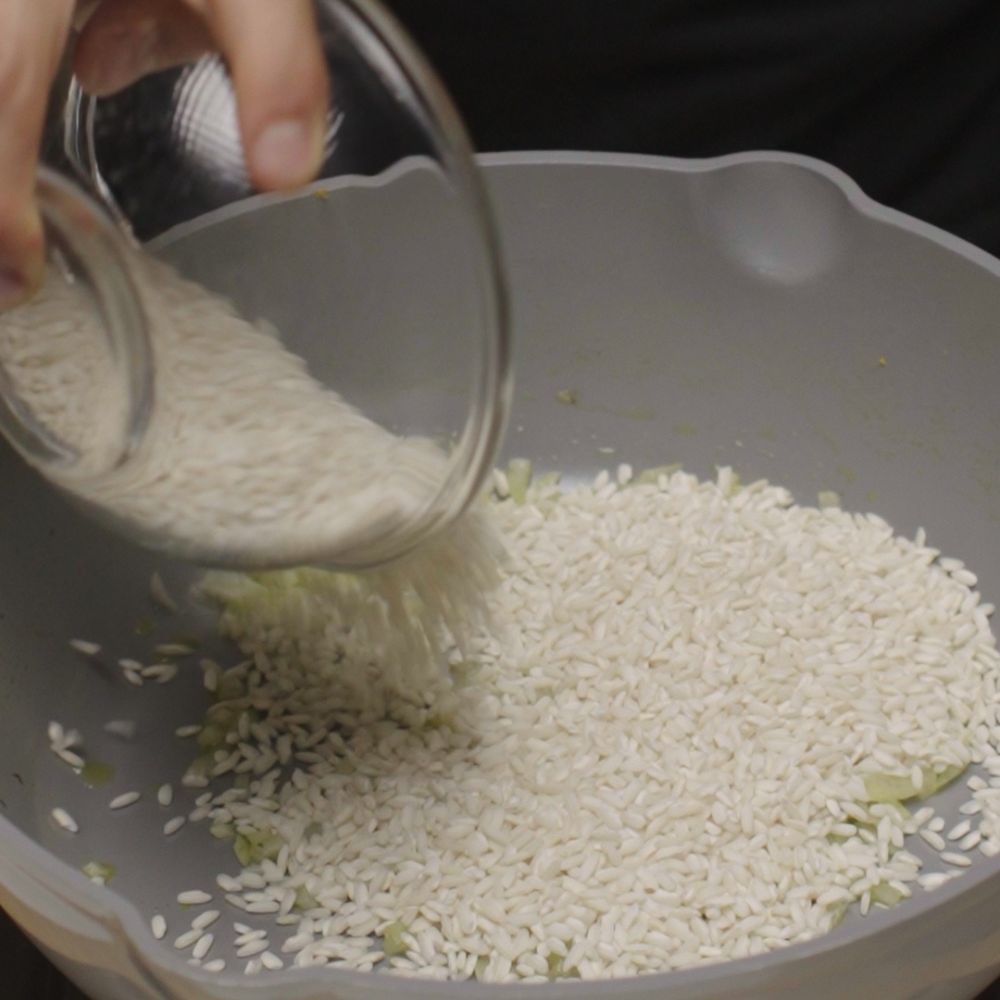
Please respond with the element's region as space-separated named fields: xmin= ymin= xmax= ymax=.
xmin=127 ymin=465 xmax=1000 ymax=981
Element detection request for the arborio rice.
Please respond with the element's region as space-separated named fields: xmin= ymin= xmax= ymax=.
xmin=1 ymin=255 xmax=500 ymax=676
xmin=148 ymin=466 xmax=1000 ymax=982
xmin=0 ymin=257 xmax=494 ymax=570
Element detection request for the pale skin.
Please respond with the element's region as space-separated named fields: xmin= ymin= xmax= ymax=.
xmin=0 ymin=0 xmax=330 ymax=307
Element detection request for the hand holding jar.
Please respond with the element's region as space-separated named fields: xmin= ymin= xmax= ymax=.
xmin=0 ymin=0 xmax=329 ymax=308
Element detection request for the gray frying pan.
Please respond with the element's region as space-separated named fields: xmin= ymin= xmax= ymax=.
xmin=2 ymin=151 xmax=1000 ymax=999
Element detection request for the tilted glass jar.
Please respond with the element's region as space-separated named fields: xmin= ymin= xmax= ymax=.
xmin=0 ymin=0 xmax=510 ymax=570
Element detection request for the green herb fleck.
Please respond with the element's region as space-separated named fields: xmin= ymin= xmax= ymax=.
xmin=82 ymin=860 xmax=116 ymax=884
xmin=506 ymin=458 xmax=533 ymax=504
xmin=215 ymin=672 xmax=246 ymax=703
xmin=294 ymin=886 xmax=320 ymax=912
xmin=636 ymin=463 xmax=681 ymax=485
xmin=233 ymin=827 xmax=284 ymax=866
xmin=80 ymin=760 xmax=115 ymax=788
xmin=197 ymin=724 xmax=226 ymax=753
xmin=546 ymin=951 xmax=580 ymax=980
xmin=383 ymin=919 xmax=408 ymax=957
xmin=870 ymin=882 xmax=904 ymax=907
xmin=828 ymin=900 xmax=850 ymax=927
xmin=863 ymin=764 xmax=964 ymax=803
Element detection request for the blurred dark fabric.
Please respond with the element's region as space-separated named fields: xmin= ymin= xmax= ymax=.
xmin=386 ymin=0 xmax=1000 ymax=256
xmin=2 ymin=909 xmax=87 ymax=999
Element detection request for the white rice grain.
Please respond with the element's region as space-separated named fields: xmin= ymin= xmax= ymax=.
xmin=51 ymin=807 xmax=78 ymax=834
xmin=941 ymin=852 xmax=972 ymax=868
xmin=177 ymin=890 xmax=212 ymax=906
xmin=192 ymin=933 xmax=215 ymax=960
xmin=108 ymin=792 xmax=141 ymax=810
xmin=237 ymin=939 xmax=269 ymax=958
xmin=174 ymin=928 xmax=201 ymax=950
xmin=142 ymin=663 xmax=178 ymax=684
xmin=918 ymin=873 xmax=952 ymax=891
xmin=959 ymin=830 xmax=982 ymax=852
xmin=947 ymin=820 xmax=971 ymax=841
xmin=920 ymin=829 xmax=946 ymax=852
xmin=192 ymin=910 xmax=221 ymax=930
xmin=103 ymin=720 xmax=136 ymax=739
xmin=150 ymin=572 xmax=178 ymax=613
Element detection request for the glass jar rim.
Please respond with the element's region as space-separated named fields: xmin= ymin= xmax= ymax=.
xmin=0 ymin=168 xmax=153 ymax=477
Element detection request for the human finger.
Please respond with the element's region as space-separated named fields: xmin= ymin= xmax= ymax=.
xmin=201 ymin=0 xmax=329 ymax=191
xmin=73 ymin=0 xmax=213 ymax=97
xmin=0 ymin=0 xmax=75 ymax=306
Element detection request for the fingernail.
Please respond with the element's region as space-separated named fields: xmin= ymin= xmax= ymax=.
xmin=0 ymin=267 xmax=27 ymax=311
xmin=251 ymin=119 xmax=321 ymax=190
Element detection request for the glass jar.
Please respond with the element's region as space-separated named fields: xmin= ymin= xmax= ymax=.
xmin=0 ymin=169 xmax=152 ymax=478
xmin=1 ymin=0 xmax=510 ymax=570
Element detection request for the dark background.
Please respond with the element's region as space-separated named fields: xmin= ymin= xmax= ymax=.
xmin=392 ymin=0 xmax=1000 ymax=256
xmin=9 ymin=0 xmax=1000 ymax=995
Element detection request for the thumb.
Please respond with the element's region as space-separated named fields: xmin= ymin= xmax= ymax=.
xmin=0 ymin=2 xmax=74 ymax=307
